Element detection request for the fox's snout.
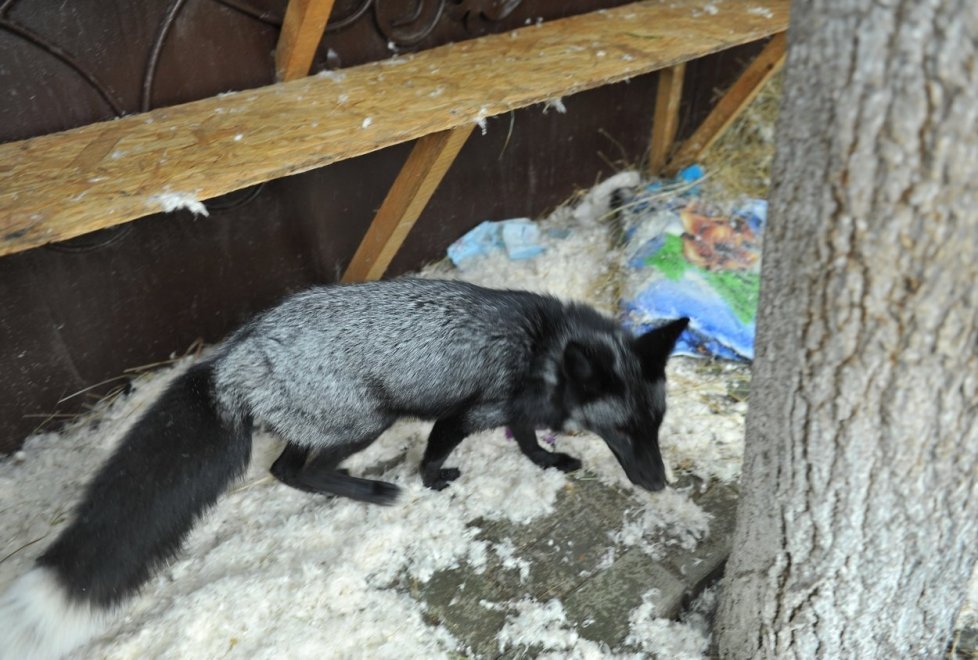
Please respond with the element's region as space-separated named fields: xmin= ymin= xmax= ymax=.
xmin=638 ymin=473 xmax=667 ymax=492
xmin=604 ymin=434 xmax=669 ymax=492
xmin=624 ymin=459 xmax=668 ymax=492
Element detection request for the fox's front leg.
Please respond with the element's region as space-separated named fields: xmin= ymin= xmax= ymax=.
xmin=420 ymin=415 xmax=468 ymax=490
xmin=510 ymin=423 xmax=582 ymax=473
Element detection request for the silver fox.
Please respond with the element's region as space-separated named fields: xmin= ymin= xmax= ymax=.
xmin=0 ymin=278 xmax=688 ymax=659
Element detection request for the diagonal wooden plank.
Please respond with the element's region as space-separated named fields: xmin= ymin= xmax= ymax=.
xmin=665 ymin=31 xmax=787 ymax=175
xmin=0 ymin=0 xmax=789 ymax=257
xmin=341 ymin=126 xmax=474 ymax=282
xmin=648 ymin=62 xmax=686 ymax=174
xmin=275 ymin=0 xmax=337 ymax=82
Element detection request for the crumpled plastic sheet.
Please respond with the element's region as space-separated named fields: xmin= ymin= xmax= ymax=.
xmin=616 ymin=166 xmax=766 ymax=361
xmin=447 ymin=218 xmax=546 ymax=266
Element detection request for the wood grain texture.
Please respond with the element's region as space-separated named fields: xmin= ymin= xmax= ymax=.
xmin=0 ymin=0 xmax=788 ymax=257
xmin=665 ymin=31 xmax=787 ymax=174
xmin=342 ymin=126 xmax=474 ymax=282
xmin=275 ymin=0 xmax=337 ymax=81
xmin=648 ymin=62 xmax=686 ymax=174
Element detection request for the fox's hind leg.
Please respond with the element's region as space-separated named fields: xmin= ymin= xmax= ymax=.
xmin=510 ymin=423 xmax=582 ymax=473
xmin=270 ymin=439 xmax=399 ymax=505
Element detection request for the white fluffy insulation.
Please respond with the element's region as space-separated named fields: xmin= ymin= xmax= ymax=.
xmin=0 ymin=171 xmax=752 ymax=658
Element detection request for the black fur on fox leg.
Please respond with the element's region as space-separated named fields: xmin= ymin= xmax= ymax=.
xmin=270 ymin=442 xmax=311 ymax=486
xmin=421 ymin=416 xmax=467 ymax=490
xmin=270 ymin=441 xmax=354 ymax=486
xmin=297 ymin=469 xmax=399 ymax=505
xmin=510 ymin=423 xmax=583 ymax=473
xmin=271 ymin=441 xmax=399 ymax=505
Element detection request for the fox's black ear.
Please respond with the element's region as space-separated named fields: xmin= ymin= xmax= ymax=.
xmin=633 ymin=318 xmax=689 ymax=380
xmin=562 ymin=341 xmax=619 ymax=397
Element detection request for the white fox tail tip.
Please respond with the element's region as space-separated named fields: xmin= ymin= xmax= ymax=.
xmin=0 ymin=568 xmax=105 ymax=660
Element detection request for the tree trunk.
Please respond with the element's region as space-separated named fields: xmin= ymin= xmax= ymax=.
xmin=715 ymin=1 xmax=978 ymax=657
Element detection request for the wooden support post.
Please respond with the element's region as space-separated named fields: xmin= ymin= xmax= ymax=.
xmin=665 ymin=31 xmax=787 ymax=175
xmin=342 ymin=126 xmax=474 ymax=282
xmin=648 ymin=62 xmax=686 ymax=175
xmin=275 ymin=0 xmax=336 ymax=81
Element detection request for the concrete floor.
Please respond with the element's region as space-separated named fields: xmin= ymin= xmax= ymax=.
xmin=403 ymin=470 xmax=738 ymax=657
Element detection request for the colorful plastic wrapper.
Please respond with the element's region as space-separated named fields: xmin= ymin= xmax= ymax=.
xmin=617 ymin=166 xmax=766 ymax=361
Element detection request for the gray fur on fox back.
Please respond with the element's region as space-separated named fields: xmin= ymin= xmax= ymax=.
xmin=217 ymin=278 xmax=609 ymax=445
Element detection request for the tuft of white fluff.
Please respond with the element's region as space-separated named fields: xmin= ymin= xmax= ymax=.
xmin=571 ymin=170 xmax=640 ymax=225
xmin=0 ymin=567 xmax=106 ymax=660
xmin=148 ymin=192 xmax=209 ymax=217
xmin=474 ymin=106 xmax=489 ymax=135
xmin=497 ymin=598 xmax=578 ymax=652
xmin=625 ymin=588 xmax=710 ymax=658
xmin=542 ymin=97 xmax=567 ymax=114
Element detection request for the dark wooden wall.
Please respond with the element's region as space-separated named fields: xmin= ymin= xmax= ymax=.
xmin=0 ymin=0 xmax=761 ymax=452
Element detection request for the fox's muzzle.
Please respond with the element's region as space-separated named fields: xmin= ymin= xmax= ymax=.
xmin=621 ymin=456 xmax=667 ymax=491
xmin=603 ymin=433 xmax=668 ymax=491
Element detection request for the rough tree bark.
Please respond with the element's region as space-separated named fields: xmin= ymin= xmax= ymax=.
xmin=716 ymin=1 xmax=978 ymax=657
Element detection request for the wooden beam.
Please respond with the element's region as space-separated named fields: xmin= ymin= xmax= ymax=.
xmin=0 ymin=0 xmax=789 ymax=257
xmin=275 ymin=0 xmax=337 ymax=82
xmin=342 ymin=126 xmax=474 ymax=282
xmin=665 ymin=31 xmax=787 ymax=175
xmin=648 ymin=62 xmax=686 ymax=174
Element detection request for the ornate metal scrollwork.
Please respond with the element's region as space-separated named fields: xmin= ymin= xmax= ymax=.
xmin=373 ymin=0 xmax=445 ymax=47
xmin=330 ymin=0 xmax=526 ymax=47
xmin=446 ymin=0 xmax=523 ymax=34
xmin=325 ymin=0 xmax=373 ymax=32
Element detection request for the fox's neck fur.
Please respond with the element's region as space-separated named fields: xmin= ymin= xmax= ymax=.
xmin=503 ymin=301 xmax=625 ymax=434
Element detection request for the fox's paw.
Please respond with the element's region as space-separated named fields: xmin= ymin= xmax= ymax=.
xmin=526 ymin=450 xmax=582 ymax=473
xmin=423 ymin=467 xmax=461 ymax=491
xmin=548 ymin=452 xmax=582 ymax=473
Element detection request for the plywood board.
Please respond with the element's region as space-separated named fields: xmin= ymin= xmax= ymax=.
xmin=0 ymin=0 xmax=789 ymax=257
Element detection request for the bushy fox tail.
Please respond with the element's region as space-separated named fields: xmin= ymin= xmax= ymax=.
xmin=0 ymin=362 xmax=252 ymax=659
